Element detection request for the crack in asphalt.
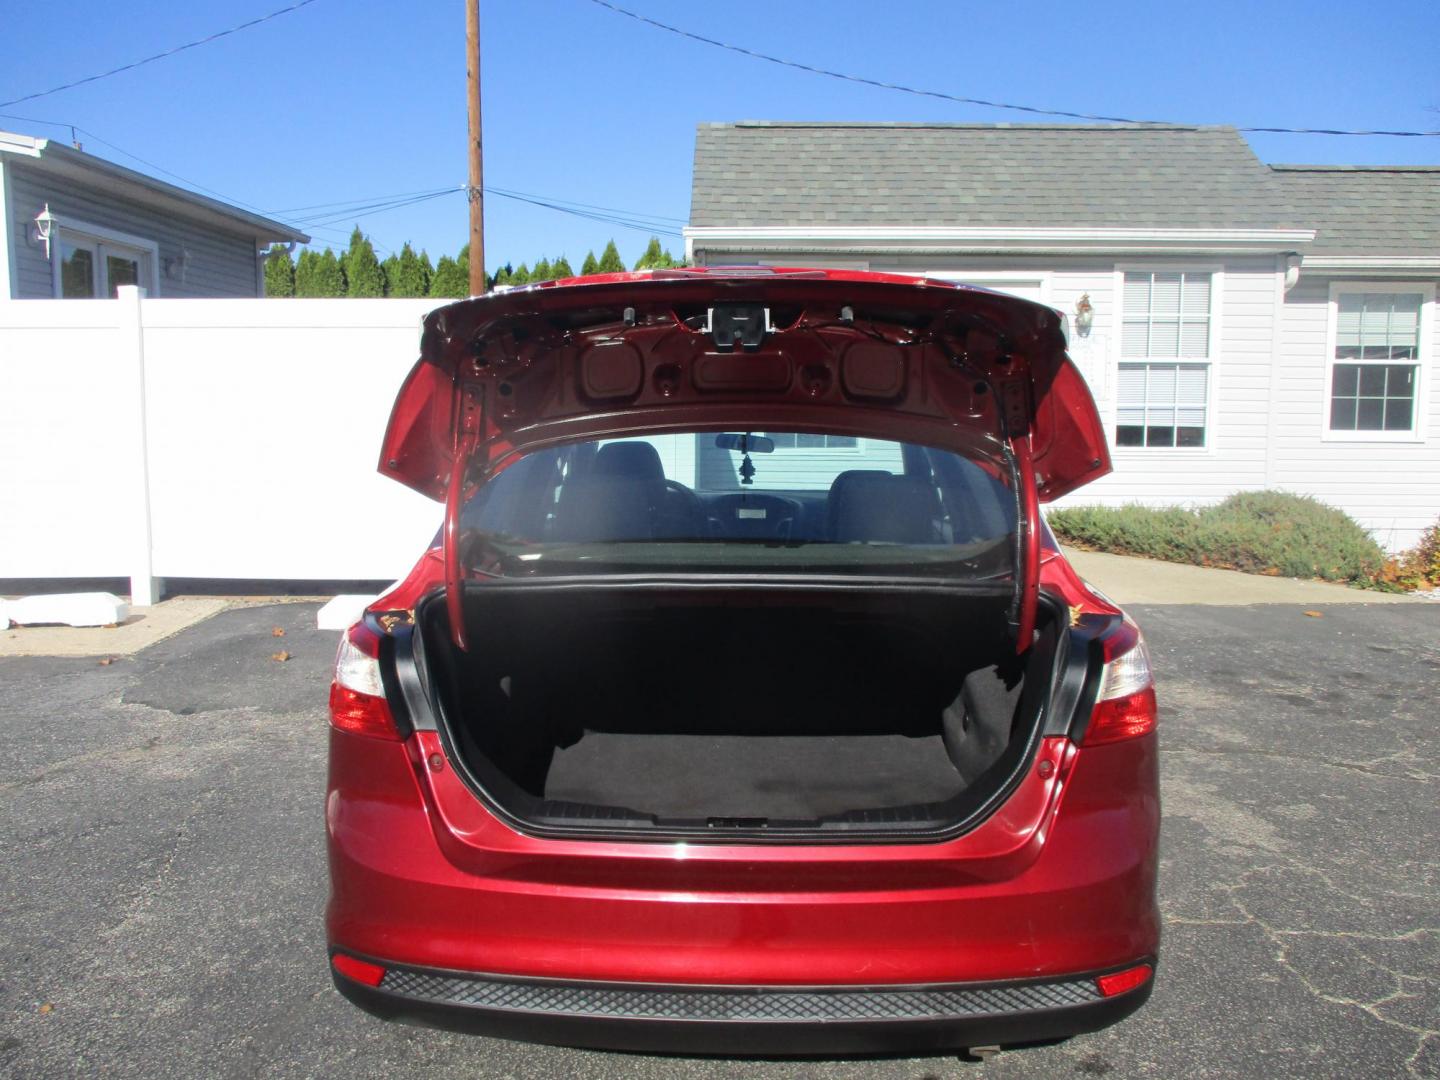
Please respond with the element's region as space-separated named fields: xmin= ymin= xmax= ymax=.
xmin=1159 ymin=743 xmax=1438 ymax=783
xmin=1163 ymin=858 xmax=1439 ymax=1077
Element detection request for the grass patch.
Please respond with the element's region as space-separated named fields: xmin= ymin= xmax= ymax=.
xmin=1048 ymin=491 xmax=1390 ymax=587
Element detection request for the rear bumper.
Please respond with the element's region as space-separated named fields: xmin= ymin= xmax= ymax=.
xmin=332 ymin=958 xmax=1155 ymax=1055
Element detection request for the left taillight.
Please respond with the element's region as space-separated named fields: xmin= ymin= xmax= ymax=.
xmin=1080 ymin=619 xmax=1157 ymax=746
xmin=328 ymin=622 xmax=400 ymax=740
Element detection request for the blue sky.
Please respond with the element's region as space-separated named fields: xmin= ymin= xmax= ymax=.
xmin=3 ymin=0 xmax=1437 ymax=270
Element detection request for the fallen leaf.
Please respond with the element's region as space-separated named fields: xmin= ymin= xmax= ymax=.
xmin=98 ymin=657 xmax=115 ymax=666
xmin=271 ymin=651 xmax=291 ymax=662
xmin=1303 ymin=610 xmax=1324 ymax=618
xmin=38 ymin=1003 xmax=53 ymax=1015
xmin=271 ymin=627 xmax=286 ymax=637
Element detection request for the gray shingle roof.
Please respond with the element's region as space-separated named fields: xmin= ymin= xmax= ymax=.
xmin=1270 ymin=165 xmax=1440 ymax=257
xmin=690 ymin=122 xmax=1299 ymax=231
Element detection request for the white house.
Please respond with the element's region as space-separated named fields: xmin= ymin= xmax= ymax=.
xmin=684 ymin=122 xmax=1439 ymax=551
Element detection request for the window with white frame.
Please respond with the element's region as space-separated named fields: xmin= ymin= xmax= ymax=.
xmin=1329 ymin=291 xmax=1423 ymax=434
xmin=762 ymin=433 xmax=859 ymax=449
xmin=1116 ymin=271 xmax=1213 ymax=448
xmin=45 ymin=215 xmax=158 ymax=299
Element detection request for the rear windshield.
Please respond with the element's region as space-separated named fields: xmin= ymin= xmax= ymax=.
xmin=460 ymin=432 xmax=1017 ymax=579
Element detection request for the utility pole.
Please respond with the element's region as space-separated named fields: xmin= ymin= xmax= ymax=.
xmin=465 ymin=0 xmax=486 ymax=295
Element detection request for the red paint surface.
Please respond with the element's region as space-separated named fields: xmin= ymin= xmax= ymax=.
xmin=326 ymin=726 xmax=1159 ymax=986
xmin=378 ymin=268 xmax=1109 ymax=505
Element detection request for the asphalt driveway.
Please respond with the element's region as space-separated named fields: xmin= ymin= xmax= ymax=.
xmin=1 ymin=601 xmax=1436 ymax=1079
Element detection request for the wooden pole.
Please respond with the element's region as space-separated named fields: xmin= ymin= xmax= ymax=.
xmin=465 ymin=0 xmax=486 ymax=295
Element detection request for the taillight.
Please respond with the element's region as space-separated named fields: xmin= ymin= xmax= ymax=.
xmin=328 ymin=622 xmax=400 ymax=740
xmin=1095 ymin=962 xmax=1153 ymax=997
xmin=1081 ymin=620 xmax=1157 ymax=746
xmin=331 ymin=953 xmax=386 ymax=987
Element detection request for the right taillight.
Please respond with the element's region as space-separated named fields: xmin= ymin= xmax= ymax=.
xmin=1081 ymin=620 xmax=1157 ymax=746
xmin=328 ymin=622 xmax=400 ymax=741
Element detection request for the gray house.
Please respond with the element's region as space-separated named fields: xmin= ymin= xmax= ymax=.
xmin=0 ymin=130 xmax=307 ymax=299
xmin=683 ymin=122 xmax=1440 ymax=551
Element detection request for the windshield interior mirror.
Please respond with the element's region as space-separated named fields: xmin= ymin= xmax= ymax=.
xmin=714 ymin=433 xmax=775 ymax=454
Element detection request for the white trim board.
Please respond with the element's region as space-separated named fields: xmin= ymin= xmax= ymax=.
xmin=685 ymin=226 xmax=1317 ymax=259
xmin=0 ymin=158 xmax=13 ymax=299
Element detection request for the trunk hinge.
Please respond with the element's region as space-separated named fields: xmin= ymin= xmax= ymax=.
xmin=995 ymin=375 xmax=1039 ymax=655
xmin=444 ymin=383 xmax=484 ymax=651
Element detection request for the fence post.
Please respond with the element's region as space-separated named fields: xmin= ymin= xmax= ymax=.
xmin=117 ymin=285 xmax=161 ymax=605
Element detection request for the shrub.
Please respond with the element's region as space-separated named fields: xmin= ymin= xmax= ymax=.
xmin=1048 ymin=491 xmax=1388 ymax=586
xmin=1382 ymin=519 xmax=1440 ymax=591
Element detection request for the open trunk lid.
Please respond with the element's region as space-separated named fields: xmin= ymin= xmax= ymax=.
xmin=377 ymin=268 xmax=1110 ymax=649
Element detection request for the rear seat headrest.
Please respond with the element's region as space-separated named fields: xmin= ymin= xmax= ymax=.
xmin=828 ymin=471 xmax=939 ymax=544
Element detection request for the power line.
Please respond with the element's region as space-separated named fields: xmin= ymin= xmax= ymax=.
xmin=488 ymin=185 xmax=688 ymax=226
xmin=2 ymin=111 xmax=678 ymax=250
xmin=486 ymin=187 xmax=683 ymax=238
xmin=0 ymin=0 xmax=325 ymax=109
xmin=265 ymin=188 xmax=463 ymax=215
xmin=587 ymin=0 xmax=1440 ymax=138
xmin=0 ymin=109 xmax=371 ymax=250
xmin=292 ymin=188 xmax=465 ymax=231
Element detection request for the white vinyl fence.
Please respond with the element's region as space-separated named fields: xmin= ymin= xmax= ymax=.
xmin=0 ymin=288 xmax=444 ymax=602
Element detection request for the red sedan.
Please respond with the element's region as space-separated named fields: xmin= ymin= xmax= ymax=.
xmin=325 ymin=268 xmax=1159 ymax=1056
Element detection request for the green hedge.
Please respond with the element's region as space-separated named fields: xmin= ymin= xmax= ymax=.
xmin=1047 ymin=491 xmax=1388 ymax=586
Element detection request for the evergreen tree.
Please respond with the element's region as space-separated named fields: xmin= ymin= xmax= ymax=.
xmin=293 ymin=249 xmax=320 ymax=297
xmin=314 ymin=249 xmax=347 ymax=296
xmin=551 ymin=255 xmax=573 ymax=279
xmin=389 ymin=242 xmax=431 ymax=297
xmin=491 ymin=265 xmax=513 ymax=289
xmin=295 ymin=247 xmax=345 ymax=297
xmin=379 ymin=253 xmax=400 ymax=295
xmin=596 ymin=240 xmax=625 ymax=273
xmin=511 ymin=263 xmax=531 ymax=285
xmin=633 ymin=237 xmax=672 ymax=270
xmin=580 ymin=250 xmax=599 ymax=275
xmin=430 ymin=254 xmax=467 ymax=297
xmin=263 ymin=244 xmax=296 ymax=297
xmin=343 ymin=226 xmax=385 ymax=297
xmin=532 ymin=257 xmax=553 ymax=283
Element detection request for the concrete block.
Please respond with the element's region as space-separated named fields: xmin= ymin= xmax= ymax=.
xmin=1 ymin=592 xmax=130 ymax=628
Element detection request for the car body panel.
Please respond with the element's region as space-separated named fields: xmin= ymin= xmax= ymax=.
xmin=327 ymin=726 xmax=1158 ymax=987
xmin=379 ymin=269 xmax=1109 ymax=506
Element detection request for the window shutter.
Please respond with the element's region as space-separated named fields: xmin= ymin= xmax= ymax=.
xmin=1121 ymin=318 xmax=1149 ymax=358
xmin=1123 ymin=274 xmax=1151 ymax=316
xmin=1150 ymin=273 xmax=1182 ymax=315
xmin=1176 ymin=364 xmax=1208 ymax=427
xmin=1117 ymin=363 xmax=1148 ymax=426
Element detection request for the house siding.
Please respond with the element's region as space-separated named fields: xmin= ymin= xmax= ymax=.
xmin=691 ymin=247 xmax=1437 ymax=550
xmin=1270 ymin=275 xmax=1440 ymax=551
xmin=7 ymin=161 xmax=261 ymax=298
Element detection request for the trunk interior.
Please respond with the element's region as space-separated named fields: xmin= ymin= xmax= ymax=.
xmin=418 ymin=582 xmax=1058 ymax=838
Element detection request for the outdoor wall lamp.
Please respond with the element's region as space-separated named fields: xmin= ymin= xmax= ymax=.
xmin=1074 ymin=292 xmax=1094 ymax=337
xmin=164 ymin=247 xmax=192 ymax=283
xmin=29 ymin=204 xmax=57 ymax=258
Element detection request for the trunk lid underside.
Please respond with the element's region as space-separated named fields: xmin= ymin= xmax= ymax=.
xmin=376 ymin=269 xmax=1110 ymax=655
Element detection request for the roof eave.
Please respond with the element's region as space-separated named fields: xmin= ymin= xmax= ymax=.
xmin=684 ymin=225 xmax=1316 ymax=257
xmin=2 ymin=135 xmax=308 ymax=244
xmin=1298 ymin=255 xmax=1440 ymax=276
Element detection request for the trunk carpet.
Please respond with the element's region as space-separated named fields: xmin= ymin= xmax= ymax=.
xmin=543 ymin=732 xmax=965 ymax=821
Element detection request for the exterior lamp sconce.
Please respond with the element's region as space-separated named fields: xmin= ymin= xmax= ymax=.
xmin=164 ymin=248 xmax=192 ymax=283
xmin=1074 ymin=293 xmax=1094 ymax=337
xmin=29 ymin=204 xmax=58 ymax=258
xmin=1283 ymin=253 xmax=1302 ymax=293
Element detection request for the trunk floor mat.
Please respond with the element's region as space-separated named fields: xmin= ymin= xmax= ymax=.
xmin=543 ymin=732 xmax=964 ymax=821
